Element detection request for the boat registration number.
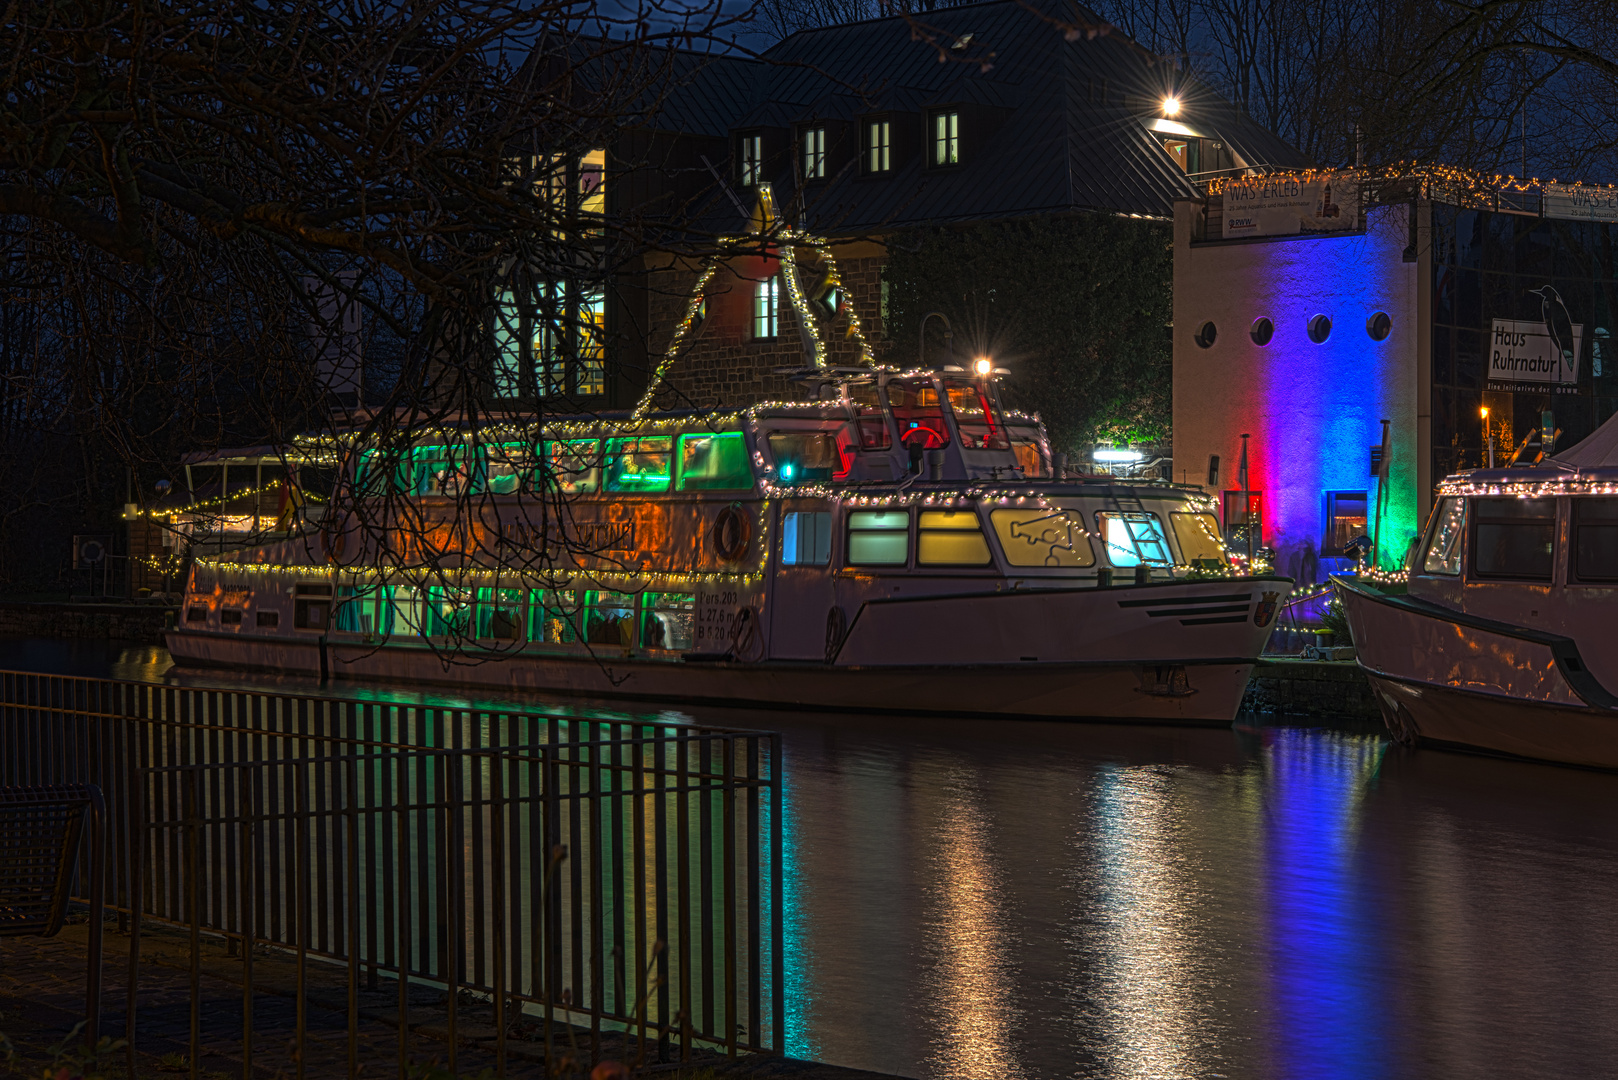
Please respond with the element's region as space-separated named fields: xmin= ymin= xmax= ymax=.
xmin=694 ymin=590 xmax=741 ymax=648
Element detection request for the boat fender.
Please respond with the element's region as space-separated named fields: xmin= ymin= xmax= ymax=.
xmin=729 ymin=606 xmax=760 ymax=662
xmin=711 ymin=503 xmax=750 ymax=563
xmin=824 ymin=606 xmax=846 ymax=663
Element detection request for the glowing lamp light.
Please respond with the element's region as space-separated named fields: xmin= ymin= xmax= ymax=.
xmin=1162 ymin=95 xmax=1181 ymax=117
xmin=780 ymin=462 xmax=795 ymax=481
xmin=974 ymin=357 xmax=993 ymax=376
xmin=1094 ymin=447 xmax=1144 ymax=464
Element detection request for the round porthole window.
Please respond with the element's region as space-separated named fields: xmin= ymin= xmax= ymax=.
xmin=1250 ymin=317 xmax=1274 ymax=346
xmin=1194 ymin=321 xmax=1218 ymax=349
xmin=1367 ymin=311 xmax=1392 ymax=341
xmin=1307 ymin=314 xmax=1332 ymax=343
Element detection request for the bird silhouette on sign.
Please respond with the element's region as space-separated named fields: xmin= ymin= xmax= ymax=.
xmin=1530 ymin=286 xmax=1580 ymax=378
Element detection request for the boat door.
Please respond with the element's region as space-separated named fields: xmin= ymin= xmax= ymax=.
xmin=768 ymin=499 xmax=836 ymax=660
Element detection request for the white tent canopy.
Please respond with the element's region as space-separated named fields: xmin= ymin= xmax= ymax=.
xmin=1552 ymin=409 xmax=1618 ymax=468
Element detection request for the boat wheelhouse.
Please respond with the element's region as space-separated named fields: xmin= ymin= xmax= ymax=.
xmin=1338 ymin=410 xmax=1618 ymax=766
xmin=167 ymin=367 xmax=1292 ymax=723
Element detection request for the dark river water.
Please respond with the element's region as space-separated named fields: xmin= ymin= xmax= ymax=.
xmin=7 ymin=637 xmax=1618 ymax=1079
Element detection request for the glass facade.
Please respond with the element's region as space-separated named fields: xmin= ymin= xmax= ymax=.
xmin=1429 ymin=204 xmax=1618 ymax=483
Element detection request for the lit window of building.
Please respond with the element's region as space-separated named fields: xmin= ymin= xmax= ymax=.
xmin=739 ymin=134 xmax=763 ymax=186
xmin=803 ymin=127 xmax=825 ymax=179
xmin=754 ymin=278 xmax=779 ymax=339
xmin=866 ymin=120 xmax=890 ymax=173
xmin=577 ymin=291 xmax=606 ymax=396
xmin=932 ymin=110 xmax=959 ymax=166
xmin=493 ymin=289 xmax=522 ymax=399
xmin=579 ymin=148 xmax=606 ymax=216
xmin=1324 ymin=491 xmax=1368 ymax=555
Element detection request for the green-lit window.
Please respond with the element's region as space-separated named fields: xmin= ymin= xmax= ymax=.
xmin=847 ymin=510 xmax=909 ymax=566
xmin=677 ymin=432 xmax=753 ymax=491
xmin=917 ymin=510 xmax=991 ymax=566
xmin=355 ymin=450 xmax=396 ymax=496
xmin=584 ymin=591 xmax=637 ymax=646
xmin=388 ymin=585 xmax=426 ymax=636
xmin=336 ymin=586 xmax=392 ymax=635
xmin=486 ymin=444 xmax=535 ymax=495
xmin=475 ymin=588 xmax=524 ymax=640
xmin=641 ymin=592 xmax=694 ymax=650
xmin=529 ymin=589 xmax=579 ymax=644
xmin=410 ymin=445 xmax=482 ymax=497
xmin=543 ymin=439 xmax=600 ymax=494
xmin=425 ymin=586 xmax=473 ymax=637
xmin=605 ymin=437 xmax=672 ymax=493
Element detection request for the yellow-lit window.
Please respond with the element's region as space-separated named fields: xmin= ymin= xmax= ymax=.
xmin=1169 ymin=512 xmax=1226 ymax=567
xmin=932 ymin=111 xmax=959 ymax=165
xmin=990 ymin=509 xmax=1094 ymax=567
xmin=802 ymin=127 xmax=825 ymax=179
xmin=577 ymin=291 xmax=605 ymax=395
xmin=917 ymin=510 xmax=991 ymax=566
xmin=579 ymin=148 xmax=605 ymax=216
xmin=866 ymin=120 xmax=890 ymax=173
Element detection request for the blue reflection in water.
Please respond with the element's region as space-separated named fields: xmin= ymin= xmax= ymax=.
xmin=1263 ymin=728 xmax=1390 ymax=1080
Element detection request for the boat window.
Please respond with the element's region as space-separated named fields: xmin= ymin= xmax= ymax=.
xmin=917 ymin=510 xmax=992 ymax=566
xmin=1097 ymin=512 xmax=1173 ymax=567
xmin=256 ymin=611 xmax=279 ymax=629
xmin=943 ymin=380 xmax=1010 ymax=450
xmin=768 ymin=431 xmax=842 ymax=483
xmin=355 ymin=450 xmax=395 ymax=496
xmin=386 ymin=585 xmax=425 ymax=636
xmin=410 ymin=445 xmax=481 ymax=497
xmin=991 ymin=508 xmax=1095 ymax=567
xmin=475 ymin=588 xmax=525 ymax=640
xmin=186 ymin=606 xmax=208 ymax=623
xmin=641 ymin=592 xmax=695 ymax=650
xmin=847 ymin=382 xmax=892 ymax=450
xmin=1169 ymin=512 xmax=1227 ymax=567
xmin=1422 ymin=497 xmax=1466 ymax=575
xmin=544 ymin=439 xmax=600 ymax=494
xmin=604 ymin=437 xmax=672 ymax=493
xmin=1010 ymin=435 xmax=1048 ymax=478
xmin=529 ymin=589 xmax=579 ymax=644
xmin=782 ymin=511 xmax=832 ymax=566
xmin=424 ymin=586 xmax=473 ymax=636
xmin=885 ymin=379 xmax=949 ymax=454
xmin=336 ymin=585 xmax=392 ymax=635
xmin=486 ymin=444 xmax=535 ymax=495
xmin=677 ymin=432 xmax=753 ymax=491
xmin=220 ymin=609 xmax=242 ymax=626
xmin=1470 ymin=497 xmax=1556 ymax=580
xmin=847 ymin=510 xmax=910 ymax=566
xmin=1572 ymin=498 xmax=1618 ymax=582
xmin=584 ymin=591 xmax=638 ymax=645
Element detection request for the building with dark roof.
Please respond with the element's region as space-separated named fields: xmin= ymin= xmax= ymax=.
xmin=504 ymin=0 xmax=1306 ymax=412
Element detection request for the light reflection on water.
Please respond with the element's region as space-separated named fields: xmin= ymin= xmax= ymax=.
xmin=14 ymin=640 xmax=1618 ymax=1079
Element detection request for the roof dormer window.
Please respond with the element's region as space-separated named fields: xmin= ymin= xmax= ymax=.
xmin=931 ymin=110 xmax=960 ymax=167
xmin=865 ymin=119 xmax=891 ymax=174
xmin=739 ymin=133 xmax=763 ymax=187
xmin=802 ymin=126 xmax=826 ymax=180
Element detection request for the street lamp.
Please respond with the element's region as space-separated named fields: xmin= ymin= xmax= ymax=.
xmin=1162 ymin=95 xmax=1181 ymax=117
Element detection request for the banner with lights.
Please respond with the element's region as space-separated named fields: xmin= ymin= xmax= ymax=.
xmin=1222 ymin=173 xmax=1360 ymax=239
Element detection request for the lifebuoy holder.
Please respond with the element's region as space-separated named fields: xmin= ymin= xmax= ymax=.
xmin=711 ymin=503 xmax=750 ymax=562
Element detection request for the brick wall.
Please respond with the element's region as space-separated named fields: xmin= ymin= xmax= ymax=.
xmin=0 ymin=601 xmax=176 ymax=643
xmin=644 ymin=242 xmax=890 ymax=412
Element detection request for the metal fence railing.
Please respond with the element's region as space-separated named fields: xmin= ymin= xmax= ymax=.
xmin=0 ymin=672 xmax=783 ymax=1078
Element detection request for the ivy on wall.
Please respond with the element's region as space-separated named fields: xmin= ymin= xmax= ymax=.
xmin=883 ymin=214 xmax=1172 ymax=459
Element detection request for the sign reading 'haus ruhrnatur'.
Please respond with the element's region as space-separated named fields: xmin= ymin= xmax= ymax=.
xmin=1488 ymin=317 xmax=1584 ymax=392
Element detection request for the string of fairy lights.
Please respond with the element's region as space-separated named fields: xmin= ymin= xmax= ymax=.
xmin=1207 ymin=162 xmax=1618 ymax=203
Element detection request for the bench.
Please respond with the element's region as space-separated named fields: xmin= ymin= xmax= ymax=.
xmin=0 ymin=785 xmax=105 ymax=1043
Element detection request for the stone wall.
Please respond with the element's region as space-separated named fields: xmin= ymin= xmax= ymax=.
xmin=644 ymin=242 xmax=889 ymax=412
xmin=0 ymin=601 xmax=176 ymax=643
xmin=1241 ymin=657 xmax=1381 ymax=719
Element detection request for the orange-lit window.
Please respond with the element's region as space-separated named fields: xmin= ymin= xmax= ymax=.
xmin=884 ymin=379 xmax=948 ymax=454
xmin=1223 ymin=490 xmax=1263 ymax=550
xmin=943 ymin=379 xmax=1009 ymax=450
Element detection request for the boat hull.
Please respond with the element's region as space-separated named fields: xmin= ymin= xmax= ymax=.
xmin=164 ymin=629 xmax=1256 ymax=724
xmin=1337 ymin=576 xmax=1618 ymax=769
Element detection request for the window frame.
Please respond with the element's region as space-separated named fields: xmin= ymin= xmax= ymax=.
xmin=930 ymin=109 xmax=960 ymax=167
xmin=1420 ymin=496 xmax=1467 ymax=576
xmin=916 ymin=510 xmax=993 ymax=568
xmin=1095 ymin=511 xmax=1174 ymax=568
xmin=1468 ymin=496 xmax=1559 ymax=582
xmin=1322 ymin=490 xmax=1370 ymax=556
xmin=1570 ymin=497 xmax=1618 ymax=584
xmin=801 ymin=125 xmax=826 ymax=180
xmin=845 ymin=508 xmax=912 ymax=568
xmin=864 ymin=118 xmax=892 ymax=174
xmin=753 ymin=277 xmax=780 ymax=340
xmin=738 ymin=132 xmax=764 ymax=187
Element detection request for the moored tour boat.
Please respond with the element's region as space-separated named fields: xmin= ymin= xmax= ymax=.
xmin=1338 ymin=410 xmax=1618 ymax=767
xmin=166 ymin=367 xmax=1291 ymax=724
